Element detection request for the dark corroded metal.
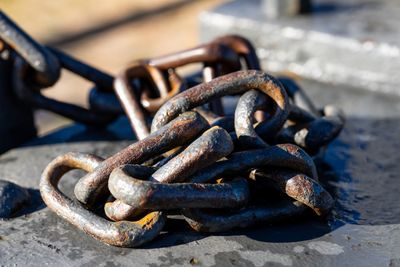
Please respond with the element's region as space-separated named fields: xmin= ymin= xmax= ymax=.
xmin=114 ymin=62 xmax=170 ymax=139
xmin=234 ymin=77 xmax=343 ymax=152
xmin=0 ymin=11 xmax=60 ymax=87
xmin=89 ymin=68 xmax=185 ymax=117
xmin=190 ymin=143 xmax=318 ymax=183
xmin=145 ymin=42 xmax=241 ymax=116
xmin=0 ymin=180 xmax=30 ymax=219
xmin=202 ymin=36 xmax=260 ymax=115
xmin=74 ymin=111 xmax=209 ymax=206
xmin=210 ymin=116 xmax=235 ymax=132
xmin=48 ymin=47 xmax=114 ymax=91
xmin=89 ymin=88 xmax=122 ymax=115
xmin=276 ymin=114 xmax=344 ymax=152
xmin=212 ymin=35 xmax=261 ymax=70
xmin=235 ymin=88 xmax=320 ymax=149
xmin=213 ymin=34 xmax=265 ymax=119
xmin=145 ymin=43 xmax=240 ymax=71
xmin=194 ymin=107 xmax=235 ymax=132
xmin=40 ymin=152 xmax=165 ymax=247
xmin=202 ymin=65 xmax=223 ymax=114
xmin=183 ymin=199 xmax=307 ymax=233
xmin=104 ymin=165 xmax=156 ymax=221
xmin=105 ymin=126 xmax=233 ymax=221
xmin=322 ymin=104 xmax=346 ymax=123
xmin=250 ymin=169 xmax=334 ymax=216
xmin=235 ymin=89 xmax=270 ymax=148
xmin=1 ymin=12 xmax=114 ymax=92
xmin=150 ymin=126 xmax=233 ymax=183
xmin=140 ymin=69 xmax=185 ymax=114
xmin=288 ymin=104 xmax=317 ymax=124
xmin=151 ymin=70 xmax=289 ymax=135
xmin=89 ymin=36 xmax=260 ymax=119
xmin=12 ymin=56 xmax=115 ymax=125
xmin=1 ymin=11 xmax=117 ymax=125
xmin=278 ymin=77 xmax=319 ymax=115
xmin=109 ymin=165 xmax=248 ymax=210
xmin=88 ymin=41 xmax=245 ymax=117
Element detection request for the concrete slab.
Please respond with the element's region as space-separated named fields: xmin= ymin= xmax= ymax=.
xmin=200 ymin=0 xmax=400 ymax=96
xmin=0 ymin=79 xmax=399 ymax=266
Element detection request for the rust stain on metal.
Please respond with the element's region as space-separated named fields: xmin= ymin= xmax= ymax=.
xmin=4 ymin=26 xmax=343 ymax=247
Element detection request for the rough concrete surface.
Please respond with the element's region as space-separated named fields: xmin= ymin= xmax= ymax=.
xmin=0 ymin=79 xmax=399 ymax=266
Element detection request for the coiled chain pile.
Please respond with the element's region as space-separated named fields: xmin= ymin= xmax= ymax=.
xmin=0 ymin=12 xmax=344 ymax=247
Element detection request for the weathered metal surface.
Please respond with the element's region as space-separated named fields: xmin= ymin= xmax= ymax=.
xmin=183 ymin=199 xmax=308 ymax=233
xmin=234 ymin=89 xmax=272 ymax=148
xmin=190 ymin=144 xmax=318 ymax=184
xmin=0 ymin=77 xmax=400 ymax=265
xmin=145 ymin=42 xmax=240 ymax=71
xmin=0 ymin=11 xmax=116 ymax=126
xmin=151 ymin=70 xmax=289 ymax=134
xmin=276 ymin=114 xmax=344 ymax=152
xmin=200 ymin=0 xmax=400 ymax=96
xmin=109 ymin=166 xmax=249 ymax=210
xmin=105 ymin=126 xmax=234 ymax=221
xmin=40 ymin=152 xmax=165 ymax=248
xmin=89 ymin=35 xmax=263 ymax=127
xmin=113 ymin=62 xmax=168 ymax=140
xmin=150 ymin=126 xmax=233 ymax=183
xmin=0 ymin=11 xmax=60 ymax=86
xmin=250 ymin=169 xmax=334 ymax=216
xmin=73 ymin=111 xmax=208 ymax=206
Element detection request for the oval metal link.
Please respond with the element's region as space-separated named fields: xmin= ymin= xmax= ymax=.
xmin=190 ymin=143 xmax=318 ymax=184
xmin=182 ymin=200 xmax=307 ymax=233
xmin=151 ymin=70 xmax=289 ymax=135
xmin=40 ymin=152 xmax=165 ymax=247
xmin=113 ymin=62 xmax=170 ymax=139
xmin=250 ymin=168 xmax=334 ymax=216
xmin=109 ymin=165 xmax=249 ymax=210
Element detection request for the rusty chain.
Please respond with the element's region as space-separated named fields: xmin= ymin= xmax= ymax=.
xmin=0 ymin=11 xmax=344 ymax=247
xmin=0 ymin=11 xmax=115 ymax=125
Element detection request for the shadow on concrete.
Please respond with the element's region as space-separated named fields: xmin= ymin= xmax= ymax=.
xmin=141 ymin=214 xmax=333 ymax=249
xmin=316 ymin=117 xmax=400 ymax=226
xmin=311 ymin=1 xmax=379 ymax=15
xmin=24 ymin=116 xmax=136 ymax=147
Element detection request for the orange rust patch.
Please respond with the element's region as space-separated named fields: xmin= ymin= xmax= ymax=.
xmin=136 ymin=212 xmax=158 ymax=230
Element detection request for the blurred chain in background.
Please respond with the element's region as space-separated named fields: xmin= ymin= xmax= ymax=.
xmin=2 ymin=0 xmax=225 ymax=135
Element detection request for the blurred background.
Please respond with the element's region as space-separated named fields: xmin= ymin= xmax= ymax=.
xmin=2 ymin=0 xmax=226 ymax=135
